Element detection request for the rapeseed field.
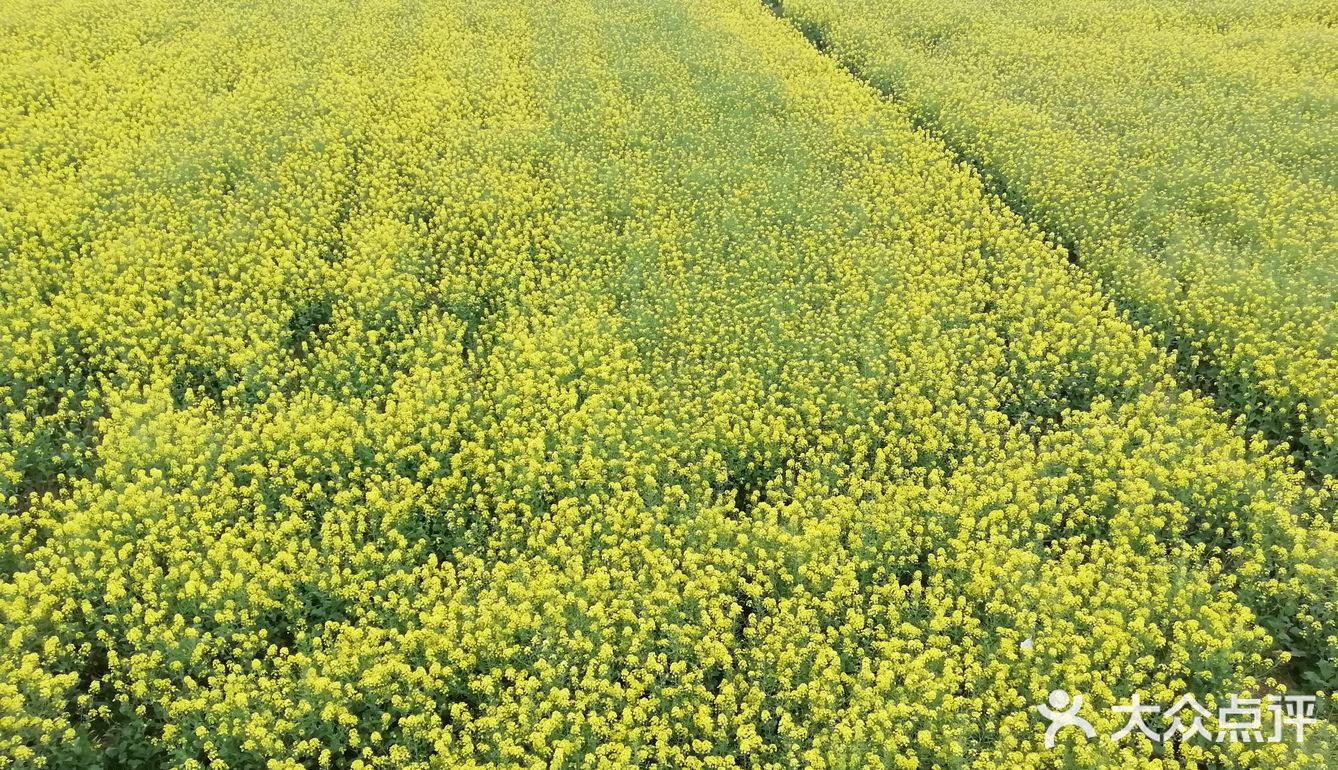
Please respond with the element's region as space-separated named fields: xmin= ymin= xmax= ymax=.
xmin=777 ymin=0 xmax=1338 ymax=477
xmin=0 ymin=0 xmax=1333 ymax=768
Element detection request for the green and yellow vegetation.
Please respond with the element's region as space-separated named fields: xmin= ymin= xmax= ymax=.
xmin=775 ymin=0 xmax=1338 ymax=477
xmin=0 ymin=0 xmax=1333 ymax=768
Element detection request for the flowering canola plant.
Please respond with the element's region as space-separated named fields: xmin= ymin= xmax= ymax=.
xmin=0 ymin=0 xmax=1335 ymax=768
xmin=776 ymin=0 xmax=1338 ymax=478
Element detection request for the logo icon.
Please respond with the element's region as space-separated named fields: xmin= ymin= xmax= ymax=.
xmin=1036 ymin=689 xmax=1097 ymax=748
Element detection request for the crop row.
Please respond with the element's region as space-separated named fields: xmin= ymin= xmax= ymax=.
xmin=776 ymin=0 xmax=1338 ymax=479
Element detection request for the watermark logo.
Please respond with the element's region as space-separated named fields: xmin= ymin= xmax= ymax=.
xmin=1037 ymin=689 xmax=1096 ymax=748
xmin=1036 ymin=690 xmax=1320 ymax=747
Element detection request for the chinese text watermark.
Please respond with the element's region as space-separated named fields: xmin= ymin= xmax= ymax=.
xmin=1036 ymin=690 xmax=1320 ymax=749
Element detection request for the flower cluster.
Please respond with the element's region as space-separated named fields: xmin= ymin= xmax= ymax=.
xmin=0 ymin=0 xmax=1333 ymax=768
